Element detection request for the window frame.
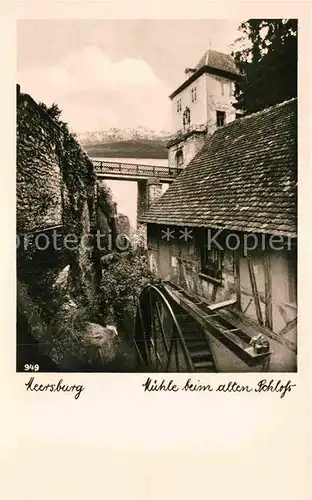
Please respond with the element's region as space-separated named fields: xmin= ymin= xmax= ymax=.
xmin=199 ymin=229 xmax=224 ymax=282
xmin=183 ymin=106 xmax=191 ymax=127
xmin=216 ymin=110 xmax=226 ymax=127
xmin=191 ymin=86 xmax=197 ymax=103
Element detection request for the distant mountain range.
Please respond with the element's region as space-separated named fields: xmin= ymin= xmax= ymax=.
xmin=78 ymin=127 xmax=171 ymax=144
xmin=78 ymin=127 xmax=171 ymax=159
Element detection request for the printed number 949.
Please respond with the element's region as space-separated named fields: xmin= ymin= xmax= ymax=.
xmin=24 ymin=364 xmax=40 ymax=372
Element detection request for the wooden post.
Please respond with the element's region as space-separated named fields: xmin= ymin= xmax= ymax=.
xmin=234 ymin=251 xmax=241 ymax=310
xmin=211 ymin=283 xmax=218 ymax=302
xmin=278 ymin=317 xmax=297 ymax=337
xmin=263 ymin=251 xmax=273 ymax=330
xmin=246 ymin=253 xmax=264 ymax=326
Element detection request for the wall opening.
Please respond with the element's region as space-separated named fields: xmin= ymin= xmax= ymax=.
xmin=176 ymin=150 xmax=184 ymax=168
xmin=216 ymin=110 xmax=225 ymax=127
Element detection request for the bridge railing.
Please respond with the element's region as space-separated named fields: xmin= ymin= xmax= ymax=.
xmin=92 ymin=160 xmax=183 ymax=179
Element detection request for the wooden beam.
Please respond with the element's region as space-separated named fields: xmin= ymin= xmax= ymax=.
xmin=149 ymin=289 xmax=156 ymax=368
xmin=175 ymin=338 xmax=180 ymax=372
xmin=235 ymin=310 xmax=297 ymax=354
xmin=133 ymin=340 xmax=145 ymax=366
xmin=243 ymin=297 xmax=253 ymax=314
xmin=209 ymin=298 xmax=237 ymax=310
xmin=211 ymin=283 xmax=218 ymax=302
xmin=278 ymin=317 xmax=297 ymax=337
xmin=277 ymin=304 xmax=291 ymax=324
xmin=234 ymin=252 xmax=241 ymax=310
xmin=246 ymin=254 xmax=264 ymax=326
xmin=137 ymin=304 xmax=150 ymax=365
xmin=263 ymin=252 xmax=273 ymax=330
xmin=155 ymin=301 xmax=170 ymax=354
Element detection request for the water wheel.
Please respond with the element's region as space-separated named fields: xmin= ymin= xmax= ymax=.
xmin=133 ymin=284 xmax=217 ymax=372
xmin=133 ymin=284 xmax=192 ymax=371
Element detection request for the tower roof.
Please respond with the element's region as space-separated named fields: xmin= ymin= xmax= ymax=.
xmin=169 ymin=48 xmax=241 ymax=100
xmin=195 ymin=49 xmax=240 ymax=76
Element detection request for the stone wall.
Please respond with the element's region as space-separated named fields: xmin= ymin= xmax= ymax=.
xmin=16 ymin=89 xmax=118 ymax=370
xmin=96 ymin=181 xmax=118 ymax=256
xmin=171 ymin=72 xmax=237 ymax=135
xmin=171 ymin=73 xmax=208 ymax=131
xmin=137 ymin=178 xmax=163 ymax=220
xmin=17 ymin=95 xmax=63 ymax=232
xmin=168 ymin=68 xmax=238 ymax=170
xmin=168 ymin=131 xmax=207 ymax=169
xmin=205 ymin=73 xmax=237 ymax=131
xmin=17 ymin=91 xmax=99 ymax=302
xmin=116 ymin=213 xmax=131 ymax=235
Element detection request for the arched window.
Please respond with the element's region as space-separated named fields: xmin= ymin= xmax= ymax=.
xmin=183 ymin=107 xmax=191 ymax=128
xmin=176 ymin=150 xmax=184 ymax=168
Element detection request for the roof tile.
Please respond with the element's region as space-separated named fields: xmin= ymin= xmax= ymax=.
xmin=140 ymin=99 xmax=297 ymax=237
xmin=195 ymin=49 xmax=241 ymax=76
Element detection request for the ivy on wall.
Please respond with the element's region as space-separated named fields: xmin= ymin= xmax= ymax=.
xmin=16 ymin=95 xmax=116 ymax=368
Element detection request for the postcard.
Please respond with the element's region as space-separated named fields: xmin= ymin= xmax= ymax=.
xmin=1 ymin=4 xmax=311 ymax=499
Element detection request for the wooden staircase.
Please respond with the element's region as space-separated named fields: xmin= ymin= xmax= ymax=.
xmin=169 ymin=302 xmax=217 ymax=373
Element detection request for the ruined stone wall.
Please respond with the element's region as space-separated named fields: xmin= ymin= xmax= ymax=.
xmin=116 ymin=214 xmax=130 ymax=235
xmin=17 ymin=91 xmax=99 ymax=303
xmin=16 ymin=90 xmax=113 ymax=369
xmin=17 ymin=95 xmax=63 ymax=232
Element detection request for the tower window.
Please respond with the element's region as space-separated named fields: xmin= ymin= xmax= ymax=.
xmin=176 ymin=98 xmax=182 ymax=113
xmin=183 ymin=107 xmax=191 ymax=128
xmin=176 ymin=150 xmax=184 ymax=168
xmin=216 ymin=111 xmax=225 ymax=127
xmin=191 ymin=87 xmax=197 ymax=102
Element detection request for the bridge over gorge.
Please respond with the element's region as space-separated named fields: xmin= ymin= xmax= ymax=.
xmin=92 ymin=158 xmax=183 ymax=222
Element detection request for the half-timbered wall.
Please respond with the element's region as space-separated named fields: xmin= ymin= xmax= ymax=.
xmin=240 ymin=246 xmax=297 ymax=352
xmin=147 ymin=224 xmax=297 ymax=350
xmin=147 ymin=224 xmax=236 ymax=303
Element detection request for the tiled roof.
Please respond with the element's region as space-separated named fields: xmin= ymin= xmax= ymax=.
xmin=170 ymin=49 xmax=241 ymax=100
xmin=140 ymin=99 xmax=297 ymax=237
xmin=195 ymin=49 xmax=240 ymax=76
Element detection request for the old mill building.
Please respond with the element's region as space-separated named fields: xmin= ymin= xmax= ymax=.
xmin=134 ymin=50 xmax=297 ymax=374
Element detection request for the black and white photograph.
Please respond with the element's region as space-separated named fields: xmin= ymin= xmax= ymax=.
xmin=16 ymin=18 xmax=297 ymax=374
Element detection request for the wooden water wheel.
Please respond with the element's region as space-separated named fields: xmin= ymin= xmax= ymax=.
xmin=133 ymin=284 xmax=216 ymax=372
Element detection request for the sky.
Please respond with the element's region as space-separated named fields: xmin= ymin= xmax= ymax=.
xmin=17 ymin=20 xmax=243 ymax=227
xmin=17 ymin=19 xmax=242 ymax=133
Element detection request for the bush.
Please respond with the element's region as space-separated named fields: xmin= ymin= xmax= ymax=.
xmin=100 ymin=250 xmax=160 ymax=321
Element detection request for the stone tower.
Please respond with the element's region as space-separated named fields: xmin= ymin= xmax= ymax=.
xmin=167 ymin=49 xmax=243 ymax=169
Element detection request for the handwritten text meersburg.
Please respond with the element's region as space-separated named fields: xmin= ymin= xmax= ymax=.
xmin=25 ymin=377 xmax=84 ymax=400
